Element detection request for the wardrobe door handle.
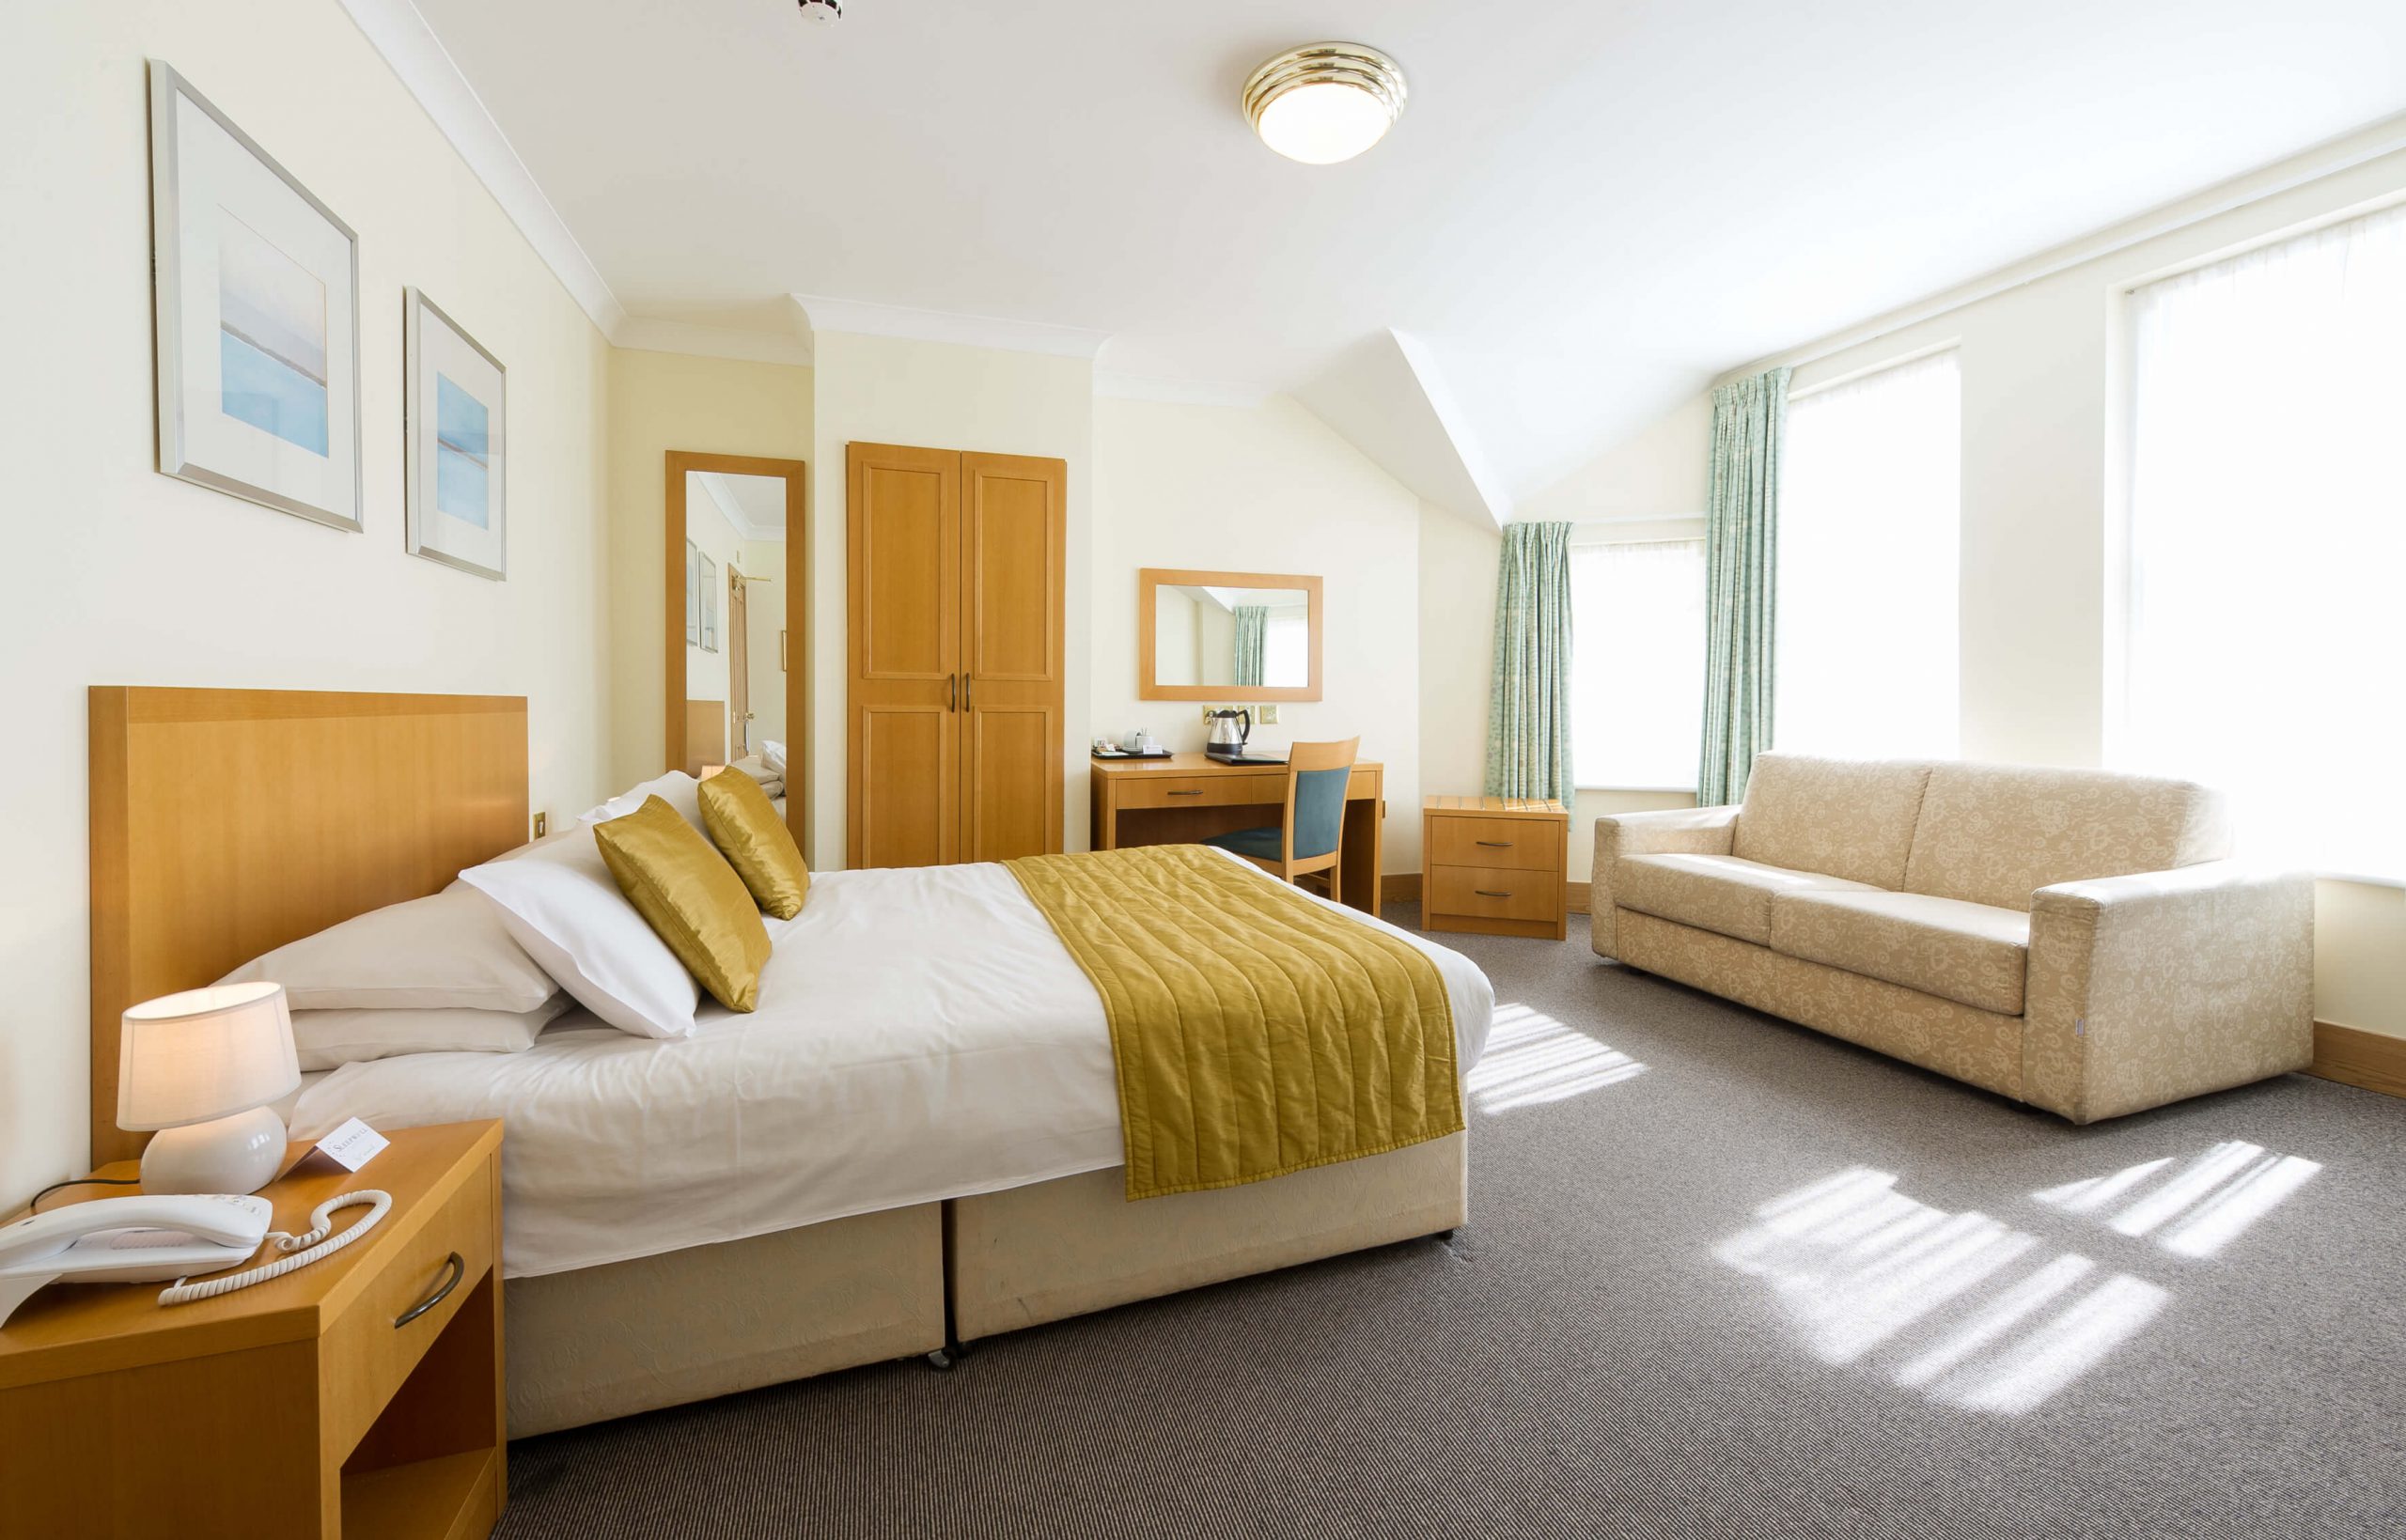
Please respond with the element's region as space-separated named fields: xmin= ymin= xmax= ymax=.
xmin=947 ymin=674 xmax=957 ymax=712
xmin=395 ymin=1252 xmax=464 ymax=1329
xmin=964 ymin=675 xmax=974 ymax=711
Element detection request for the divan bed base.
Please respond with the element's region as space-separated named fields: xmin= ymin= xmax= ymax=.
xmin=502 ymin=1133 xmax=1470 ymax=1436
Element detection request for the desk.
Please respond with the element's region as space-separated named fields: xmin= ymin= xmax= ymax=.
xmin=1090 ymin=753 xmax=1384 ymax=916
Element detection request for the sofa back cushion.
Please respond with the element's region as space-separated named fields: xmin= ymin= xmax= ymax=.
xmin=1902 ymin=763 xmax=2231 ymax=910
xmin=1732 ymin=754 xmax=1934 ymax=889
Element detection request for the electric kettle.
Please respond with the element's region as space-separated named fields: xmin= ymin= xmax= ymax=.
xmin=1205 ymin=708 xmax=1251 ymax=759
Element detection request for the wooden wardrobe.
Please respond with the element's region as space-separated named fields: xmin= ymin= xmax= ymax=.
xmin=848 ymin=442 xmax=1067 ymax=867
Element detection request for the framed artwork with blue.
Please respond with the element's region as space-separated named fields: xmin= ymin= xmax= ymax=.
xmin=148 ymin=61 xmax=362 ymax=531
xmin=404 ymin=289 xmax=508 ymax=579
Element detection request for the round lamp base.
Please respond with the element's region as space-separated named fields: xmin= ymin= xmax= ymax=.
xmin=139 ymin=1106 xmax=289 ymax=1195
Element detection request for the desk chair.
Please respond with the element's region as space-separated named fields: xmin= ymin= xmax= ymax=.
xmin=1201 ymin=738 xmax=1361 ymax=903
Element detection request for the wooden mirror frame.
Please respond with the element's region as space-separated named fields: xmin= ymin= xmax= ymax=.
xmin=1136 ymin=567 xmax=1323 ymax=702
xmin=665 ymin=451 xmax=808 ymax=852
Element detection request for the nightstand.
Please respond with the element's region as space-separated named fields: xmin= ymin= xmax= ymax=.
xmin=1421 ymin=795 xmax=1572 ymax=940
xmin=0 ymin=1120 xmax=505 ymax=1539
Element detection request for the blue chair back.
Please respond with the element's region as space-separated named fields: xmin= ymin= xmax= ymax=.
xmin=1290 ymin=766 xmax=1351 ymax=860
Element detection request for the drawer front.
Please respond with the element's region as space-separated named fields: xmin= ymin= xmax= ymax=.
xmin=1430 ymin=816 xmax=1562 ymax=872
xmin=319 ymin=1160 xmax=495 ymax=1456
xmin=1430 ymin=863 xmax=1560 ymax=924
xmin=1117 ymin=773 xmax=1283 ymax=810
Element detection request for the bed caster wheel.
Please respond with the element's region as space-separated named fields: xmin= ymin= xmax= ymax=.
xmin=924 ymin=1347 xmax=957 ymax=1372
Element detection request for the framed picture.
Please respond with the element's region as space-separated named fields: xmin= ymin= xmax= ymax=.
xmin=148 ymin=61 xmax=361 ymax=531
xmin=699 ymin=553 xmax=719 ymax=652
xmin=404 ymin=289 xmax=507 ymax=579
xmin=685 ymin=540 xmax=701 ymax=646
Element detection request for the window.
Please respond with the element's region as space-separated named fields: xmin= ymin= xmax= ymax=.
xmin=1570 ymin=536 xmax=1706 ymax=788
xmin=1776 ymin=350 xmax=1961 ymax=758
xmin=2121 ymin=203 xmax=2406 ymax=878
xmin=1262 ymin=609 xmax=1309 ymax=690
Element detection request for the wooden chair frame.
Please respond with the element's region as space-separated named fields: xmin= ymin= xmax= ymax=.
xmin=1226 ymin=737 xmax=1361 ymax=904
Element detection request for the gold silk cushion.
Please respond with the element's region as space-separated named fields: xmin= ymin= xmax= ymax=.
xmin=592 ymin=797 xmax=772 ymax=1011
xmin=696 ymin=769 xmax=810 ymax=919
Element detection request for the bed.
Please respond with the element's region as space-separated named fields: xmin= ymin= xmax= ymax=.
xmin=88 ymin=687 xmax=1490 ymax=1435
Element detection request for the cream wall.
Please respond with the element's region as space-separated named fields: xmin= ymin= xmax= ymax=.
xmin=602 ymin=350 xmax=812 ymax=794
xmin=1093 ymin=396 xmax=1427 ymax=868
xmin=683 ymin=488 xmax=742 ymax=757
xmin=808 ymin=332 xmax=1095 ymax=866
xmin=741 ymin=538 xmax=789 ymax=749
xmin=0 ymin=1 xmax=613 ymax=1205
xmin=1418 ymin=506 xmax=1500 ymax=827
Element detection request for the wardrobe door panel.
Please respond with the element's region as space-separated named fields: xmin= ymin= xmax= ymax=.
xmin=961 ymin=453 xmax=1066 ymax=862
xmin=850 ymin=443 xmax=961 ymax=867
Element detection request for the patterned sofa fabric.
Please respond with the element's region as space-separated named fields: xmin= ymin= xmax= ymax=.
xmin=1589 ymin=805 xmax=1741 ymax=957
xmin=1902 ymin=762 xmax=2231 ymax=911
xmin=1768 ymin=888 xmax=2031 ymax=1016
xmin=1730 ymin=754 xmax=1933 ymax=889
xmin=1616 ymin=854 xmax=1877 ymax=948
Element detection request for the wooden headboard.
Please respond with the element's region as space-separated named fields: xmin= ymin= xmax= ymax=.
xmin=87 ymin=688 xmax=529 ymax=1165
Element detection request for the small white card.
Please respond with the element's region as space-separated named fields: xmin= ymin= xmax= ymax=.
xmin=316 ymin=1117 xmax=389 ymax=1173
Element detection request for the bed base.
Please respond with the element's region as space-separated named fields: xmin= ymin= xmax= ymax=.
xmin=502 ymin=1132 xmax=1468 ymax=1436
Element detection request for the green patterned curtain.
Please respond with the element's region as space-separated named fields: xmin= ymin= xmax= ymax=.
xmin=1485 ymin=521 xmax=1574 ymax=809
xmin=1699 ymin=367 xmax=1790 ymax=805
xmin=1232 ymin=605 xmax=1269 ymax=687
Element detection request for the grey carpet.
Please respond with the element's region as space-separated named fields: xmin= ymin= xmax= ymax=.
xmin=496 ymin=907 xmax=2406 ymax=1538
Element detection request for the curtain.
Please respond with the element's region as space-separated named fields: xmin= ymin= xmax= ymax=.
xmin=1698 ymin=366 xmax=1789 ymax=805
xmin=1485 ymin=521 xmax=1574 ymax=808
xmin=1232 ymin=605 xmax=1268 ymax=687
xmin=2121 ymin=201 xmax=2406 ymax=877
xmin=1778 ymin=350 xmax=1961 ymax=759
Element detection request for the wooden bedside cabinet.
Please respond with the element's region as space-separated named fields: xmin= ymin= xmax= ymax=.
xmin=1421 ymin=795 xmax=1572 ymax=940
xmin=0 ymin=1120 xmax=505 ymax=1540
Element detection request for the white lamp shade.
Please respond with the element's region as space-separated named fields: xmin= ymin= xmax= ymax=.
xmin=117 ymin=981 xmax=301 ymax=1131
xmin=1255 ymin=82 xmax=1396 ymax=164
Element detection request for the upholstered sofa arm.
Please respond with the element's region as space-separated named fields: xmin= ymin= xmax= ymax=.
xmin=2022 ymin=862 xmax=2314 ymax=1123
xmin=1590 ymin=805 xmax=1740 ymax=958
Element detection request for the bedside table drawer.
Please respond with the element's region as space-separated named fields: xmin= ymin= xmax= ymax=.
xmin=320 ymin=1165 xmax=494 ymax=1456
xmin=1430 ymin=864 xmax=1560 ymax=924
xmin=1429 ymin=816 xmax=1562 ymax=872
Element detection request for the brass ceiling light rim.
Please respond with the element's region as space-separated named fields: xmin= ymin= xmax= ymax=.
xmin=1241 ymin=42 xmax=1410 ymax=132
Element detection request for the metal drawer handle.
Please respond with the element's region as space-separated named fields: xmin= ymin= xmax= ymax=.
xmin=1476 ymin=889 xmax=1513 ymax=898
xmin=1475 ymin=839 xmax=1513 ymax=848
xmin=947 ymin=674 xmax=957 ymax=711
xmin=1166 ymin=788 xmax=1203 ymax=796
xmin=395 ymin=1252 xmax=464 ymax=1329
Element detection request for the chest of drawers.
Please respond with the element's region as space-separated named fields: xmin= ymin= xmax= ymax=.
xmin=1420 ymin=795 xmax=1570 ymax=940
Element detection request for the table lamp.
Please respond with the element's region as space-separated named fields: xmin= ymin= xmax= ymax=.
xmin=117 ymin=981 xmax=302 ymax=1194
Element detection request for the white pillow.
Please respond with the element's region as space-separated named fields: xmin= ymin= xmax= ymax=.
xmin=220 ymin=888 xmax=556 ymax=1012
xmin=292 ymin=996 xmax=571 ymax=1072
xmin=727 ymin=754 xmax=777 ymax=786
xmin=580 ymin=770 xmax=705 ymax=832
xmin=457 ymin=832 xmax=700 ymax=1040
xmin=760 ymin=739 xmax=787 ymax=777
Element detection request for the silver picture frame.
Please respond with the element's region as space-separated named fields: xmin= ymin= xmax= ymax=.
xmin=404 ymin=288 xmax=508 ymax=580
xmin=148 ymin=60 xmax=363 ymax=532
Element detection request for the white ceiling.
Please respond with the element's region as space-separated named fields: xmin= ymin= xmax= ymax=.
xmin=695 ymin=471 xmax=787 ymax=537
xmin=408 ymin=0 xmax=2406 ymax=506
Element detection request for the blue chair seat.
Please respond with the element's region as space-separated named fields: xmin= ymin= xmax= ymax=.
xmin=1202 ymin=826 xmax=1286 ymax=860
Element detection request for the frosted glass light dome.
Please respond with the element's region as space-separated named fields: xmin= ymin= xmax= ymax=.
xmin=1242 ymin=44 xmax=1407 ymax=166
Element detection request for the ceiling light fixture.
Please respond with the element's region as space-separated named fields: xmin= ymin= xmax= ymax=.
xmin=796 ymin=0 xmax=841 ymax=22
xmin=1242 ymin=43 xmax=1406 ymax=165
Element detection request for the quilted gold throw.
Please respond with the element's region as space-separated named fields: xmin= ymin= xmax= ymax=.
xmin=1007 ymin=845 xmax=1461 ymax=1200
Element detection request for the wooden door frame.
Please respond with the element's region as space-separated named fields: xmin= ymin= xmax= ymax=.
xmin=664 ymin=451 xmax=808 ymax=857
xmin=726 ymin=565 xmax=750 ymax=757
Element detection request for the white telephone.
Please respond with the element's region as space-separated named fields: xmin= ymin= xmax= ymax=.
xmin=0 ymin=1189 xmax=390 ymax=1328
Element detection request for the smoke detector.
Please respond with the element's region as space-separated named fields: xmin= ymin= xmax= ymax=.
xmin=797 ymin=0 xmax=840 ymax=21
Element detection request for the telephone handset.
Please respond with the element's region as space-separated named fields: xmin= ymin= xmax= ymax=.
xmin=0 ymin=1188 xmax=391 ymax=1328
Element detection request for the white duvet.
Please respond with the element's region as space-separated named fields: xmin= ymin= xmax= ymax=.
xmin=290 ymin=850 xmax=1494 ymax=1278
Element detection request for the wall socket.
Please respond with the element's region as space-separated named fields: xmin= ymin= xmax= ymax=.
xmin=532 ymin=812 xmax=548 ymax=839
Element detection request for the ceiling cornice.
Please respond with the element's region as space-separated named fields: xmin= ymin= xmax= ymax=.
xmin=695 ymin=473 xmax=782 ymax=543
xmin=616 ymin=317 xmax=815 ymax=367
xmin=337 ymin=0 xmax=627 ymax=338
xmin=794 ymin=293 xmax=1111 ymax=360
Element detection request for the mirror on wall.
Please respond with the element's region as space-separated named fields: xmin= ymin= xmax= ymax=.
xmin=1137 ymin=568 xmax=1322 ymax=701
xmin=666 ymin=453 xmax=805 ymax=799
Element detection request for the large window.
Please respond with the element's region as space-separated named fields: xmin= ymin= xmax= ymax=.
xmin=1570 ymin=535 xmax=1706 ymax=788
xmin=2121 ymin=203 xmax=2406 ymax=878
xmin=1776 ymin=350 xmax=1961 ymax=758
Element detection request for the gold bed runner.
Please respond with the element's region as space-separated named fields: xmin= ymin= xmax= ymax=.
xmin=1007 ymin=845 xmax=1461 ymax=1200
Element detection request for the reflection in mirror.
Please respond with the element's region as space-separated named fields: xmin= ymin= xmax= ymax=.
xmin=1152 ymin=583 xmax=1312 ymax=690
xmin=681 ymin=469 xmax=788 ymax=776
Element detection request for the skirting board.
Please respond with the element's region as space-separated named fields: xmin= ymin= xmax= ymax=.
xmin=2307 ymin=1021 xmax=2406 ymax=1100
xmin=1380 ymin=874 xmax=1591 ymax=915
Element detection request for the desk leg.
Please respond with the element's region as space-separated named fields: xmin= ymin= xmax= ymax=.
xmin=1339 ymin=786 xmax=1381 ymax=918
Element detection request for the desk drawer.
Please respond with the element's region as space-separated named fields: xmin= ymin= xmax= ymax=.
xmin=1429 ymin=816 xmax=1562 ymax=872
xmin=1117 ymin=774 xmax=1282 ymax=811
xmin=1430 ymin=864 xmax=1560 ymax=924
xmin=319 ymin=1159 xmax=494 ymax=1456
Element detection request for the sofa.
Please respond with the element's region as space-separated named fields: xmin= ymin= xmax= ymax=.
xmin=1589 ymin=754 xmax=2314 ymax=1123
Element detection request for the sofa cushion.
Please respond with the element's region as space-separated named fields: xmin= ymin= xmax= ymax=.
xmin=1770 ymin=889 xmax=2032 ymax=1016
xmin=1732 ymin=754 xmax=1934 ymax=889
xmin=1902 ymin=763 xmax=2232 ymax=912
xmin=1617 ymin=854 xmax=1878 ymax=947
